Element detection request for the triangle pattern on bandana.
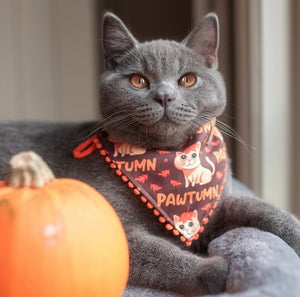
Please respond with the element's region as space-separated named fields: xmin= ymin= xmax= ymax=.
xmin=73 ymin=118 xmax=227 ymax=246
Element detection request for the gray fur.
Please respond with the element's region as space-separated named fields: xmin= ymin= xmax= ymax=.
xmin=0 ymin=13 xmax=300 ymax=297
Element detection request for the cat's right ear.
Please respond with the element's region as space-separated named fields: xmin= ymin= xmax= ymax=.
xmin=102 ymin=12 xmax=138 ymax=70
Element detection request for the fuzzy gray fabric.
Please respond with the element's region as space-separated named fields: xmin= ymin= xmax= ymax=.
xmin=124 ymin=227 xmax=300 ymax=297
xmin=123 ymin=181 xmax=300 ymax=297
xmin=205 ymin=227 xmax=300 ymax=297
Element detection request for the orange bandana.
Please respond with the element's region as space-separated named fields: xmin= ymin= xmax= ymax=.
xmin=73 ymin=118 xmax=227 ymax=246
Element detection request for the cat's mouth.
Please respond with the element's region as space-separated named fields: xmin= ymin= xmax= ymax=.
xmin=141 ymin=111 xmax=195 ymax=132
xmin=132 ymin=102 xmax=197 ymax=125
xmin=183 ymin=231 xmax=194 ymax=239
xmin=184 ymin=161 xmax=198 ymax=169
xmin=134 ymin=110 xmax=199 ymax=146
xmin=103 ymin=106 xmax=201 ymax=150
xmin=145 ymin=115 xmax=189 ymax=134
xmin=164 ymin=106 xmax=197 ymax=125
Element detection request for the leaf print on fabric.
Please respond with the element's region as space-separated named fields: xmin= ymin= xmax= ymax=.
xmin=157 ymin=150 xmax=171 ymax=154
xmin=158 ymin=170 xmax=170 ymax=178
xmin=170 ymin=180 xmax=182 ymax=187
xmin=135 ymin=174 xmax=148 ymax=183
xmin=150 ymin=184 xmax=163 ymax=192
xmin=201 ymin=203 xmax=212 ymax=212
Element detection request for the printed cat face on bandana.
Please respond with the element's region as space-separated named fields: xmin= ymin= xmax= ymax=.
xmin=174 ymin=210 xmax=200 ymax=239
xmin=73 ymin=118 xmax=227 ymax=246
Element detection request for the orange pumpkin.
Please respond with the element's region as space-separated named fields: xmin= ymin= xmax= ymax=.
xmin=0 ymin=151 xmax=129 ymax=297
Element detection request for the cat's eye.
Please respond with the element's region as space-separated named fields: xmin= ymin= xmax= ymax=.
xmin=188 ymin=222 xmax=194 ymax=227
xmin=192 ymin=153 xmax=197 ymax=158
xmin=179 ymin=224 xmax=184 ymax=230
xmin=130 ymin=74 xmax=149 ymax=89
xmin=181 ymin=155 xmax=187 ymax=160
xmin=178 ymin=73 xmax=197 ymax=88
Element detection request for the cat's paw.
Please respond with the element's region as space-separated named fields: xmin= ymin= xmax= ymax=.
xmin=196 ymin=256 xmax=228 ymax=294
xmin=184 ymin=256 xmax=228 ymax=296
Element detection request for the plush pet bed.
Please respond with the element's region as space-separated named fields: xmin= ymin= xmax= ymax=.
xmin=123 ymin=180 xmax=300 ymax=297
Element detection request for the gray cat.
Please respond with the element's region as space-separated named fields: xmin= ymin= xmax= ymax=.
xmin=0 ymin=12 xmax=300 ymax=297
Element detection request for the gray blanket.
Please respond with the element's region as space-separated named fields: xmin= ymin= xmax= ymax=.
xmin=123 ymin=181 xmax=300 ymax=297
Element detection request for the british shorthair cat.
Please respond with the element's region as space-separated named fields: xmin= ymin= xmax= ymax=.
xmin=0 ymin=12 xmax=300 ymax=297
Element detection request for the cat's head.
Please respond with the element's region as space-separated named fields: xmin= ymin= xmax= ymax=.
xmin=100 ymin=13 xmax=226 ymax=149
xmin=174 ymin=210 xmax=200 ymax=239
xmin=174 ymin=142 xmax=201 ymax=170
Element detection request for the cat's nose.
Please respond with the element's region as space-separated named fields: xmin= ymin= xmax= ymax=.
xmin=154 ymin=84 xmax=176 ymax=108
xmin=154 ymin=93 xmax=175 ymax=108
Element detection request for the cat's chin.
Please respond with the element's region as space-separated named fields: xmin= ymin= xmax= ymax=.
xmin=106 ymin=120 xmax=196 ymax=150
xmin=135 ymin=111 xmax=192 ymax=128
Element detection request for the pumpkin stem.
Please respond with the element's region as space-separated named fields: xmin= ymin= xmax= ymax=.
xmin=7 ymin=151 xmax=55 ymax=188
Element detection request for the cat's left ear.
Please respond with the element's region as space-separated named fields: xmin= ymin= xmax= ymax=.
xmin=102 ymin=12 xmax=138 ymax=70
xmin=183 ymin=13 xmax=219 ymax=69
xmin=173 ymin=215 xmax=180 ymax=223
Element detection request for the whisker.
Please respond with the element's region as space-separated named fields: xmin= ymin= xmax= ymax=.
xmin=218 ymin=113 xmax=236 ymax=121
xmin=78 ymin=109 xmax=141 ymax=142
xmin=192 ymin=115 xmax=255 ymax=153
xmin=112 ymin=118 xmax=137 ymax=134
xmin=215 ymin=119 xmax=254 ymax=152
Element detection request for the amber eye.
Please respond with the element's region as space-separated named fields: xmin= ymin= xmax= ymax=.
xmin=178 ymin=73 xmax=197 ymax=87
xmin=130 ymin=75 xmax=149 ymax=89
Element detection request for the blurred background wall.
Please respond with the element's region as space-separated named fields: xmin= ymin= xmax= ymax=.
xmin=0 ymin=0 xmax=299 ymax=217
